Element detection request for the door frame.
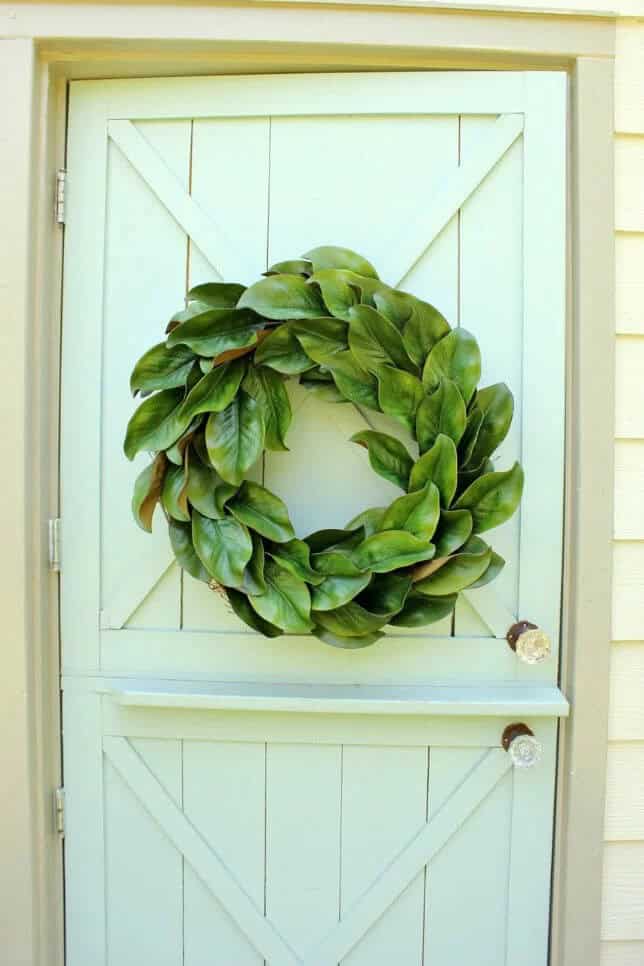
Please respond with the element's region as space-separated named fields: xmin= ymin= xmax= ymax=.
xmin=1 ymin=7 xmax=615 ymax=965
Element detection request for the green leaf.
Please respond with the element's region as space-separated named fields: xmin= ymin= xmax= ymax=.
xmin=253 ymin=323 xmax=314 ymax=375
xmin=205 ymin=392 xmax=265 ymax=486
xmin=131 ymin=454 xmax=167 ymax=532
xmin=242 ymin=365 xmax=292 ymax=452
xmin=243 ymin=532 xmax=267 ymax=596
xmin=166 ymin=300 xmax=212 ymax=333
xmin=313 ymin=600 xmax=390 ymax=638
xmin=161 ymin=464 xmax=190 ymax=521
xmin=308 ymin=271 xmax=360 ymax=321
xmin=178 ymin=358 xmax=245 ymax=422
xmin=389 ymin=592 xmax=457 ymax=627
xmin=165 ymin=418 xmax=201 ymax=465
xmin=311 ymin=548 xmax=366 ymax=578
xmin=381 ymin=482 xmax=440 ymax=541
xmin=415 ymin=379 xmax=466 ymax=454
xmin=303 ymin=245 xmax=379 ymax=280
xmin=238 ymin=274 xmax=325 ymax=320
xmin=299 ymin=374 xmax=347 ymax=404
xmin=328 ymin=352 xmax=379 ymax=410
xmin=312 ymin=626 xmax=384 ymax=649
xmin=168 ymin=519 xmax=211 ymax=582
xmin=455 ymin=462 xmax=524 ymax=533
xmin=228 ymin=480 xmax=296 ymax=543
xmin=414 ymin=539 xmax=492 ymax=596
xmin=376 ymin=367 xmax=424 ymax=433
xmin=227 ymin=588 xmax=282 ymax=637
xmin=358 ymin=572 xmax=412 ymax=616
xmin=266 ymin=539 xmax=324 ymax=585
xmin=465 ymin=383 xmax=514 ymax=468
xmin=264 ymin=259 xmax=312 ymax=277
xmin=371 ymin=287 xmax=412 ymax=331
xmin=191 ymin=511 xmax=253 ymax=588
xmin=123 ymin=388 xmax=186 ymax=460
xmin=166 ymin=307 xmax=261 ymax=357
xmin=348 ymin=305 xmax=415 ymax=374
xmin=249 ymin=561 xmax=312 ymax=633
xmin=291 ymin=317 xmax=349 ymax=365
xmin=185 ymin=459 xmax=227 ymax=519
xmin=345 ymin=506 xmax=386 ymax=537
xmin=401 ymin=300 xmax=451 ymax=368
xmin=353 ymin=531 xmax=435 ymax=573
xmin=186 ymin=282 xmax=246 ymax=308
xmin=469 ymin=549 xmax=505 ymax=589
xmin=304 ymin=528 xmax=363 ymax=553
xmin=130 ymin=342 xmax=195 ymax=395
xmin=351 ymin=430 xmax=413 ymax=491
xmin=311 ymin=573 xmax=371 ymax=611
xmin=409 ymin=434 xmax=458 ymax=507
xmin=432 ymin=509 xmax=473 ymax=556
xmin=423 ymin=328 xmax=481 ymax=404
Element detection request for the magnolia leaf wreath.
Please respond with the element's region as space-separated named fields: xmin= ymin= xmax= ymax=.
xmin=124 ymin=246 xmax=524 ymax=649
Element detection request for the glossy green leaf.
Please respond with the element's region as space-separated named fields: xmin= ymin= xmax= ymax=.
xmin=351 ymin=430 xmax=413 ymax=491
xmin=191 ymin=511 xmax=252 ymax=588
xmin=161 ymin=463 xmax=190 ymax=521
xmin=353 ymin=530 xmax=435 ymax=573
xmin=166 ymin=308 xmax=261 ymax=358
xmin=166 ymin=300 xmax=212 ymax=333
xmin=376 ymin=367 xmax=424 ymax=433
xmin=130 ymin=342 xmax=195 ymax=396
xmin=422 ymin=328 xmax=481 ymax=404
xmin=414 ymin=539 xmax=492 ymax=596
xmin=123 ymin=388 xmax=186 ymax=460
xmin=348 ymin=304 xmax=415 ymax=375
xmin=389 ymin=592 xmax=457 ymax=627
xmin=409 ymin=433 xmax=458 ymax=508
xmin=238 ymin=274 xmax=325 ymax=320
xmin=313 ymin=600 xmax=390 ymax=638
xmin=131 ymin=454 xmax=167 ymax=532
xmin=264 ymin=259 xmax=312 ymax=277
xmin=469 ymin=549 xmax=505 ymax=589
xmin=416 ymin=379 xmax=466 ymax=454
xmin=311 ymin=572 xmax=371 ymax=611
xmin=178 ymin=358 xmax=245 ymax=422
xmin=327 ymin=352 xmax=379 ymax=410
xmin=299 ymin=375 xmax=347 ymax=404
xmin=227 ymin=588 xmax=282 ymax=637
xmin=168 ymin=519 xmax=210 ymax=582
xmin=186 ymin=282 xmax=246 ymax=308
xmin=303 ymin=245 xmax=379 ymax=280
xmin=308 ymin=270 xmax=360 ymax=321
xmin=455 ymin=462 xmax=524 ymax=533
xmin=242 ymin=365 xmax=292 ymax=451
xmin=358 ymin=572 xmax=412 ymax=616
xmin=381 ymin=482 xmax=440 ymax=541
xmin=371 ymin=287 xmax=412 ymax=331
xmin=243 ymin=532 xmax=267 ymax=595
xmin=291 ymin=317 xmax=349 ymax=365
xmin=165 ymin=418 xmax=202 ymax=465
xmin=249 ymin=561 xmax=312 ymax=633
xmin=345 ymin=506 xmax=386 ymax=537
xmin=465 ymin=383 xmax=514 ymax=468
xmin=228 ymin=480 xmax=295 ymax=543
xmin=401 ymin=299 xmax=451 ymax=368
xmin=432 ymin=509 xmax=473 ymax=557
xmin=304 ymin=528 xmax=363 ymax=553
xmin=458 ymin=405 xmax=484 ymax=466
xmin=312 ymin=626 xmax=383 ymax=649
xmin=205 ymin=392 xmax=265 ymax=486
xmin=266 ymin=539 xmax=324 ymax=585
xmin=185 ymin=458 xmax=223 ymax=519
xmin=253 ymin=323 xmax=314 ymax=375
xmin=311 ymin=548 xmax=366 ymax=578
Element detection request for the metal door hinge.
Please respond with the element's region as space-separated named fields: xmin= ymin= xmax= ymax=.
xmin=48 ymin=518 xmax=61 ymax=572
xmin=54 ymin=787 xmax=65 ymax=837
xmin=55 ymin=169 xmax=67 ymax=225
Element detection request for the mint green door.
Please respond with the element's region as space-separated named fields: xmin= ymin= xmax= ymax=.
xmin=60 ymin=71 xmax=568 ymax=965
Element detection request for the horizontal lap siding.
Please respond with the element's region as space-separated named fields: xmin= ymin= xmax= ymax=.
xmin=604 ymin=21 xmax=644 ymax=966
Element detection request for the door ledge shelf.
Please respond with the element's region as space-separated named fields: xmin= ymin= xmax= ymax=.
xmin=85 ymin=679 xmax=569 ymax=718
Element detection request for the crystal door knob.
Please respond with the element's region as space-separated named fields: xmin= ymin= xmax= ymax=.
xmin=502 ymin=723 xmax=542 ymax=769
xmin=506 ymin=621 xmax=551 ymax=664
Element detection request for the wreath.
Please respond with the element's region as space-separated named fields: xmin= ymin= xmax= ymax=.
xmin=124 ymin=246 xmax=523 ymax=649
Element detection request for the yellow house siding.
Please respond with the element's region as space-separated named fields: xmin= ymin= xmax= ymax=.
xmin=603 ymin=19 xmax=644 ymax=964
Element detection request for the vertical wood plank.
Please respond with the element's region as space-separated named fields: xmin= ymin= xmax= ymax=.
xmin=266 ymin=742 xmax=341 ymax=956
xmin=340 ymin=745 xmax=428 ymax=965
xmin=182 ymin=741 xmax=265 ymax=966
xmin=104 ymin=738 xmax=183 ymax=966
